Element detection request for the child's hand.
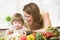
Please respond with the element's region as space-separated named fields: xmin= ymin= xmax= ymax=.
xmin=6 ymin=30 xmax=13 ymax=35
xmin=8 ymin=31 xmax=13 ymax=35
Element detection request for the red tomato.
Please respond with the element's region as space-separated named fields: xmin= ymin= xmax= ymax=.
xmin=20 ymin=36 xmax=26 ymax=40
xmin=45 ymin=32 xmax=54 ymax=38
xmin=42 ymin=32 xmax=46 ymax=36
xmin=42 ymin=32 xmax=54 ymax=38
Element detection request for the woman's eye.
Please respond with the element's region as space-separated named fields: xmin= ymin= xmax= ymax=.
xmin=18 ymin=21 xmax=22 ymax=24
xmin=14 ymin=22 xmax=17 ymax=24
xmin=25 ymin=15 xmax=30 ymax=17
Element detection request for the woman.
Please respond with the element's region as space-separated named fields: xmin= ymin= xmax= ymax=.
xmin=23 ymin=3 xmax=51 ymax=32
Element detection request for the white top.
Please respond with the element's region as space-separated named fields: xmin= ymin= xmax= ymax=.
xmin=6 ymin=25 xmax=27 ymax=36
xmin=13 ymin=26 xmax=27 ymax=36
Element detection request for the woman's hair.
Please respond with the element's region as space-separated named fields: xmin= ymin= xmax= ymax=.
xmin=23 ymin=3 xmax=43 ymax=30
xmin=11 ymin=13 xmax=24 ymax=25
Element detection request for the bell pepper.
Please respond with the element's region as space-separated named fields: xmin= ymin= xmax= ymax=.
xmin=27 ymin=34 xmax=35 ymax=40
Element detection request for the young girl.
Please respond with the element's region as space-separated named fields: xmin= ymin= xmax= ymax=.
xmin=6 ymin=13 xmax=27 ymax=36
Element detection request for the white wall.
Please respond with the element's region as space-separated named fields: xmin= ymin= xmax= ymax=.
xmin=0 ymin=0 xmax=17 ymax=28
xmin=0 ymin=0 xmax=60 ymax=28
xmin=40 ymin=0 xmax=60 ymax=27
xmin=18 ymin=0 xmax=60 ymax=27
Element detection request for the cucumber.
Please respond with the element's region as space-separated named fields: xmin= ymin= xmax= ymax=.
xmin=47 ymin=37 xmax=59 ymax=40
xmin=35 ymin=32 xmax=44 ymax=40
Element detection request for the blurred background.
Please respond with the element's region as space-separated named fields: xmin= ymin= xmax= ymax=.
xmin=0 ymin=0 xmax=60 ymax=28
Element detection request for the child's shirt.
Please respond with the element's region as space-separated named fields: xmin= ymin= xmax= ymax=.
xmin=6 ymin=25 xmax=27 ymax=36
xmin=13 ymin=25 xmax=27 ymax=35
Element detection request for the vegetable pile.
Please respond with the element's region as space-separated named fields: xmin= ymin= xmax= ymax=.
xmin=0 ymin=27 xmax=59 ymax=40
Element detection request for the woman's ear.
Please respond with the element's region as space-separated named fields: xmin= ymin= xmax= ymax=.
xmin=43 ymin=12 xmax=51 ymax=27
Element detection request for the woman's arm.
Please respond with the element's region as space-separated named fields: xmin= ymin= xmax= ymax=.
xmin=43 ymin=12 xmax=51 ymax=27
xmin=33 ymin=12 xmax=51 ymax=32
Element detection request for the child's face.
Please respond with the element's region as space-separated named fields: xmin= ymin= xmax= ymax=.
xmin=13 ymin=20 xmax=22 ymax=30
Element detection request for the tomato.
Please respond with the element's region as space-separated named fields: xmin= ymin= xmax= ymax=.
xmin=42 ymin=32 xmax=46 ymax=36
xmin=42 ymin=32 xmax=54 ymax=38
xmin=45 ymin=32 xmax=54 ymax=38
xmin=20 ymin=36 xmax=26 ymax=40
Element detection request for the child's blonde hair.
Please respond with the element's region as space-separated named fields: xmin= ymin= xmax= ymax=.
xmin=11 ymin=13 xmax=24 ymax=25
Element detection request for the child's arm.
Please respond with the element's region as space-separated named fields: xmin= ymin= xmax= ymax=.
xmin=22 ymin=27 xmax=28 ymax=36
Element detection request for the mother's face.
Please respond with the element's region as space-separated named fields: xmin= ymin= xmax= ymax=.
xmin=23 ymin=11 xmax=33 ymax=25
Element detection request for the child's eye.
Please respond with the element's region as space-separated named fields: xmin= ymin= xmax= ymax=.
xmin=13 ymin=21 xmax=18 ymax=24
xmin=15 ymin=21 xmax=17 ymax=24
xmin=15 ymin=22 xmax=17 ymax=23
